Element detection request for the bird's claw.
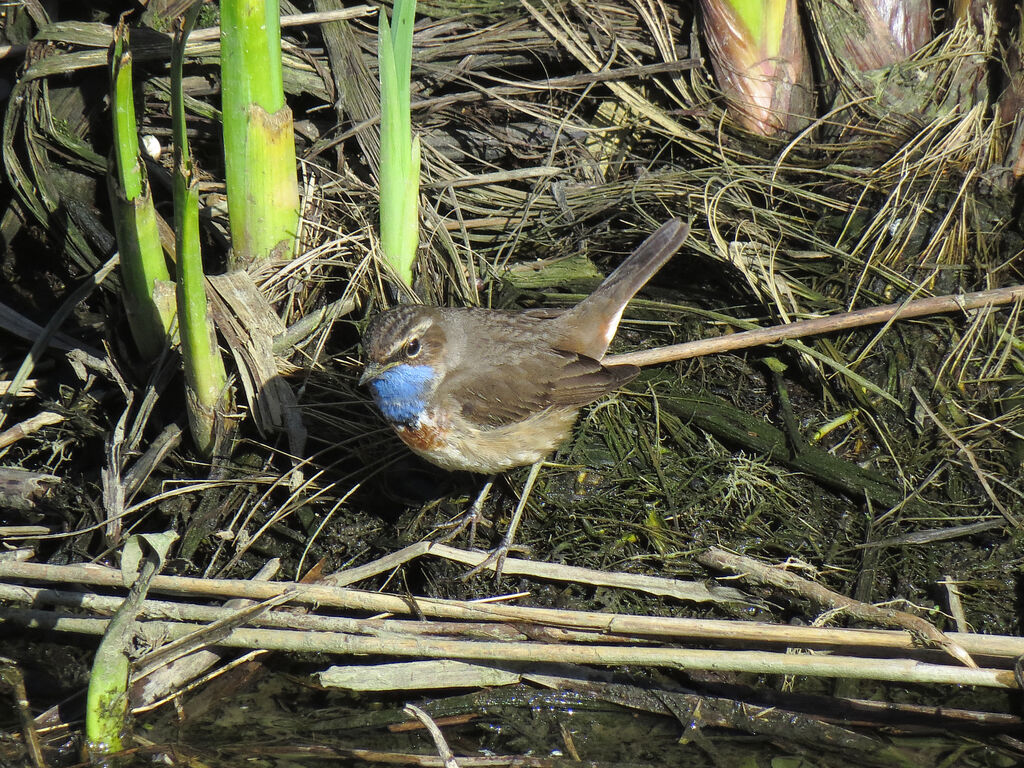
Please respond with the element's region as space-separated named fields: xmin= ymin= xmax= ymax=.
xmin=434 ymin=508 xmax=485 ymax=547
xmin=434 ymin=477 xmax=495 ymax=548
xmin=461 ymin=540 xmax=529 ymax=581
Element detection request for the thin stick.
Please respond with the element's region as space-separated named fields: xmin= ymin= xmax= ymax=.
xmin=3 ymin=560 xmax=1024 ymax=659
xmin=1 ymin=607 xmax=1015 ymax=689
xmin=0 ymin=411 xmax=65 ymax=451
xmin=426 ymin=543 xmax=728 ymax=603
xmin=0 ymin=660 xmax=45 ymax=768
xmin=604 ymin=284 xmax=1024 ymax=368
xmin=697 ymin=548 xmax=975 ymax=669
xmin=404 ymin=705 xmax=460 ymax=768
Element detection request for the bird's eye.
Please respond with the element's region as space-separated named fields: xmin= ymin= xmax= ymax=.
xmin=404 ymin=338 xmax=421 ymax=358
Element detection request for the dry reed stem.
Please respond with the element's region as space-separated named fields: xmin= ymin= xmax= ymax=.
xmin=605 ymin=284 xmax=1024 ymax=367
xmin=2 ymin=560 xmax=1023 ymax=660
xmin=1 ymin=606 xmax=1014 ymax=688
xmin=698 ymin=547 xmax=976 ymax=669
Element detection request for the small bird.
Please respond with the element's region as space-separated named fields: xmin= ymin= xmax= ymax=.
xmin=360 ymin=219 xmax=690 ymax=571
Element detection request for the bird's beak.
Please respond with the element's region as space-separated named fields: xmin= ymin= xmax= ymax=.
xmin=358 ymin=361 xmax=391 ymax=387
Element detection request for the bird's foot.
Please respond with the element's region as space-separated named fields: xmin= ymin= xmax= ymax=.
xmin=434 ymin=477 xmax=495 ymax=549
xmin=461 ymin=537 xmax=530 ymax=581
xmin=461 ymin=461 xmax=543 ymax=581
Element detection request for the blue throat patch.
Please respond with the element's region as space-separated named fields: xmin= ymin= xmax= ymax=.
xmin=368 ymin=364 xmax=435 ymax=425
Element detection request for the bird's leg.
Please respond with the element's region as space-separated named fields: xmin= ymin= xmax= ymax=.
xmin=436 ymin=475 xmax=495 ymax=548
xmin=464 ymin=460 xmax=543 ymax=580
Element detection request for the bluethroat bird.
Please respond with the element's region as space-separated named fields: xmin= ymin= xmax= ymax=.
xmin=360 ymin=218 xmax=690 ymax=573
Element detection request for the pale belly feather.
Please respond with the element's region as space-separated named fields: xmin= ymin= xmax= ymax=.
xmin=394 ymin=407 xmax=579 ymax=473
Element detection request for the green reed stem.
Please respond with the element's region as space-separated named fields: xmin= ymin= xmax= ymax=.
xmin=220 ymin=0 xmax=300 ymax=270
xmin=173 ymin=6 xmax=231 ymax=456
xmin=378 ymin=0 xmax=420 ymax=287
xmin=108 ymin=21 xmax=174 ymax=359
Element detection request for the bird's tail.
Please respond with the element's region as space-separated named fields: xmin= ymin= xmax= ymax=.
xmin=560 ymin=218 xmax=690 ymax=359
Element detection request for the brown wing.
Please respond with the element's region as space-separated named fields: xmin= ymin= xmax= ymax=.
xmin=438 ymin=344 xmax=638 ymax=428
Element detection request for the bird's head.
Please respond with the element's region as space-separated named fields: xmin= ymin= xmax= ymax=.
xmin=360 ymin=306 xmax=448 ymax=425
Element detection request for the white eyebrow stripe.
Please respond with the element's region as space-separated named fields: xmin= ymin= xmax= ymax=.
xmin=388 ymin=318 xmax=433 ymax=358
